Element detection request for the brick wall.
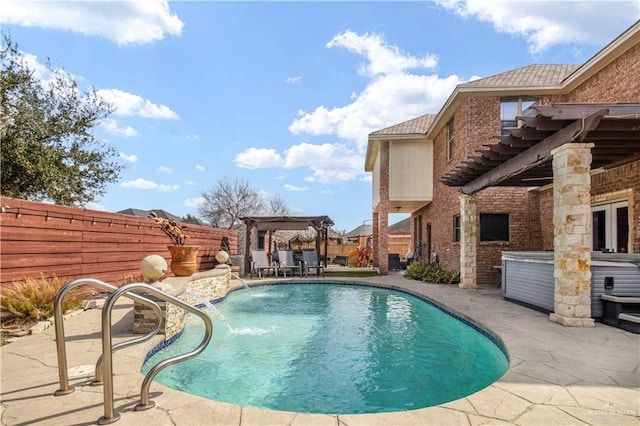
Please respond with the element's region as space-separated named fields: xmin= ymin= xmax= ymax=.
xmin=415 ymin=97 xmax=538 ymax=285
xmin=566 ymin=43 xmax=640 ymax=103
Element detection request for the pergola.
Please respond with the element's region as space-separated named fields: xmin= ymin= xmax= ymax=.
xmin=442 ymin=103 xmax=640 ymax=192
xmin=240 ymin=215 xmax=335 ymax=275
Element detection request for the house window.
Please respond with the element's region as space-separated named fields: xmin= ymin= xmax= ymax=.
xmin=446 ymin=118 xmax=454 ymax=161
xmin=500 ymin=96 xmax=538 ymax=135
xmin=453 ymin=215 xmax=460 ymax=242
xmin=592 ymin=200 xmax=629 ymax=253
xmin=480 ymin=213 xmax=509 ymax=241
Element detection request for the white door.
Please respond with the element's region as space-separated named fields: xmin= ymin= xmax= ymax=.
xmin=592 ymin=201 xmax=629 ymax=253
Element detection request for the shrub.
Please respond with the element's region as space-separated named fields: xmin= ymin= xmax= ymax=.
xmin=405 ymin=260 xmax=460 ymax=284
xmin=0 ymin=275 xmax=91 ymax=321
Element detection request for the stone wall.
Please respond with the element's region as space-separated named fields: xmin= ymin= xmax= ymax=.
xmin=133 ymin=266 xmax=232 ymax=340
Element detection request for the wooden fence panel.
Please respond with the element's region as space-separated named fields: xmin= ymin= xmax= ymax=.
xmin=0 ymin=197 xmax=237 ymax=285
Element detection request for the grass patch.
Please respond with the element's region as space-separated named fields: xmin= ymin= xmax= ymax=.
xmin=324 ymin=269 xmax=380 ymax=278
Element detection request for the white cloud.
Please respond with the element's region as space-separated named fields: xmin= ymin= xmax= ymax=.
xmin=119 ymin=152 xmax=138 ymax=163
xmin=185 ymin=197 xmax=204 ymax=208
xmin=158 ymin=184 xmax=179 ymax=192
xmin=285 ymin=76 xmax=302 ymax=84
xmin=195 ymin=165 xmax=206 ymax=172
xmin=186 ymin=181 xmax=197 ymax=186
xmin=156 ymin=166 xmax=173 ymax=174
xmin=321 ymin=189 xmax=334 ymax=194
xmin=435 ymin=0 xmax=640 ymax=54
xmin=101 ymin=118 xmax=139 ymax=137
xmin=235 ymin=148 xmax=285 ymax=169
xmin=0 ymin=0 xmax=184 ymax=45
xmin=121 ymin=178 xmax=158 ymax=189
xmin=289 ymin=72 xmax=462 ymax=151
xmin=289 ymin=30 xmax=464 ymax=152
xmin=236 ymin=142 xmax=367 ymax=183
xmin=120 ymin=178 xmax=178 ymax=192
xmin=327 ymin=30 xmax=438 ymax=76
xmin=283 ymin=184 xmax=309 ymax=191
xmin=97 ymin=89 xmax=179 ymax=119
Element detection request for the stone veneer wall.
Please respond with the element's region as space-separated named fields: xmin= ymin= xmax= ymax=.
xmin=133 ymin=265 xmax=232 ymax=340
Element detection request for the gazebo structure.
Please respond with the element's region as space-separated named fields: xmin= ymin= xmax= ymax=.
xmin=240 ymin=215 xmax=334 ymax=275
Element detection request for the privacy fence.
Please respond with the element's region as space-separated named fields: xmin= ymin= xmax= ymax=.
xmin=0 ymin=197 xmax=237 ymax=286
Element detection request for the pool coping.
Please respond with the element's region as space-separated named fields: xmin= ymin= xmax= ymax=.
xmin=1 ymin=274 xmax=638 ymax=425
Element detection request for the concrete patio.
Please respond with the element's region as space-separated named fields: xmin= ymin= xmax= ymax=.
xmin=1 ymin=274 xmax=638 ymax=425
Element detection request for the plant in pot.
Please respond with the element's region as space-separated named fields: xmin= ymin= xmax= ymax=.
xmin=150 ymin=211 xmax=199 ymax=276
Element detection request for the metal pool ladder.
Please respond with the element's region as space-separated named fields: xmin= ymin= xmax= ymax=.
xmin=53 ymin=279 xmax=213 ymax=424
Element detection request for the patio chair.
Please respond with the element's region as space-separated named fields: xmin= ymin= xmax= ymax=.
xmin=250 ymin=250 xmax=275 ymax=278
xmin=388 ymin=253 xmax=402 ymax=271
xmin=276 ymin=250 xmax=303 ymax=278
xmin=302 ymin=250 xmax=324 ymax=277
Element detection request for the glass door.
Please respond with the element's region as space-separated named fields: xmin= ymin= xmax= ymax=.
xmin=592 ymin=201 xmax=629 ymax=253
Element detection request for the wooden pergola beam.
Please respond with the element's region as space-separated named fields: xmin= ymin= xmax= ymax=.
xmin=461 ymin=109 xmax=607 ymax=195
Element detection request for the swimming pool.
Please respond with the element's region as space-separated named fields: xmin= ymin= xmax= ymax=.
xmin=142 ymin=283 xmax=509 ymax=414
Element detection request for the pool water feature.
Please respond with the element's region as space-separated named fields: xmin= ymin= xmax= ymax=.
xmin=142 ymin=283 xmax=508 ymax=414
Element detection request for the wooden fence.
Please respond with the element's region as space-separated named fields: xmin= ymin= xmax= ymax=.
xmin=0 ymin=197 xmax=237 ymax=285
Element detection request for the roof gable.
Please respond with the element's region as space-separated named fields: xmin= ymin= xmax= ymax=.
xmin=369 ymin=113 xmax=436 ymax=138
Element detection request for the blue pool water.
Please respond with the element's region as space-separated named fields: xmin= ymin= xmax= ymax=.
xmin=142 ymin=283 xmax=508 ymax=414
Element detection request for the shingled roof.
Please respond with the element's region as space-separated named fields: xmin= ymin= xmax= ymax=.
xmin=461 ymin=64 xmax=580 ymax=88
xmin=369 ymin=113 xmax=436 ymax=138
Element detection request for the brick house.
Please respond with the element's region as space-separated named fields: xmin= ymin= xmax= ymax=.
xmin=366 ymin=22 xmax=639 ymax=326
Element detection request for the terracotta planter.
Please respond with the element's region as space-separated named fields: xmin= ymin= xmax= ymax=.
xmin=167 ymin=245 xmax=199 ymax=276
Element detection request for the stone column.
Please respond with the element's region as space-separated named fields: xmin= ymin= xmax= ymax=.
xmin=378 ymin=141 xmax=390 ymax=274
xmin=372 ymin=212 xmax=379 ymax=267
xmin=459 ymin=194 xmax=477 ymax=289
xmin=549 ymin=143 xmax=595 ymax=327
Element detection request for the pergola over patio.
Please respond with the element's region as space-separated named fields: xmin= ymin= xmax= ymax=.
xmin=240 ymin=215 xmax=335 ymax=275
xmin=442 ymin=102 xmax=640 ymax=327
xmin=442 ymin=103 xmax=640 ymax=192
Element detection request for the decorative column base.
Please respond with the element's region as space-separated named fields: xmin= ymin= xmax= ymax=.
xmin=549 ymin=313 xmax=595 ymax=327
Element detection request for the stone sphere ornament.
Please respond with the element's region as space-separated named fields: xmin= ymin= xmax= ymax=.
xmin=141 ymin=254 xmax=168 ymax=281
xmin=215 ymin=250 xmax=230 ymax=264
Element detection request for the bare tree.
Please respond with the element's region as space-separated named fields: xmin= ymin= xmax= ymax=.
xmin=181 ymin=213 xmax=203 ymax=225
xmin=265 ymin=194 xmax=293 ymax=216
xmin=198 ymin=177 xmax=265 ymax=229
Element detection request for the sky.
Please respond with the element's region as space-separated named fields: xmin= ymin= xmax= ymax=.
xmin=1 ymin=1 xmax=639 ymax=232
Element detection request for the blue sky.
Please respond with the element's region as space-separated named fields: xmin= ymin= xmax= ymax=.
xmin=2 ymin=1 xmax=638 ymax=232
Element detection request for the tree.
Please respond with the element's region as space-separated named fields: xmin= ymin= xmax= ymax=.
xmin=181 ymin=213 xmax=204 ymax=225
xmin=266 ymin=194 xmax=293 ymax=216
xmin=198 ymin=177 xmax=265 ymax=229
xmin=0 ymin=32 xmax=123 ymax=205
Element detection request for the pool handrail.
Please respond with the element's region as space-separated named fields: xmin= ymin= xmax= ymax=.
xmin=98 ymin=282 xmax=213 ymax=425
xmin=53 ymin=278 xmax=162 ymax=396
